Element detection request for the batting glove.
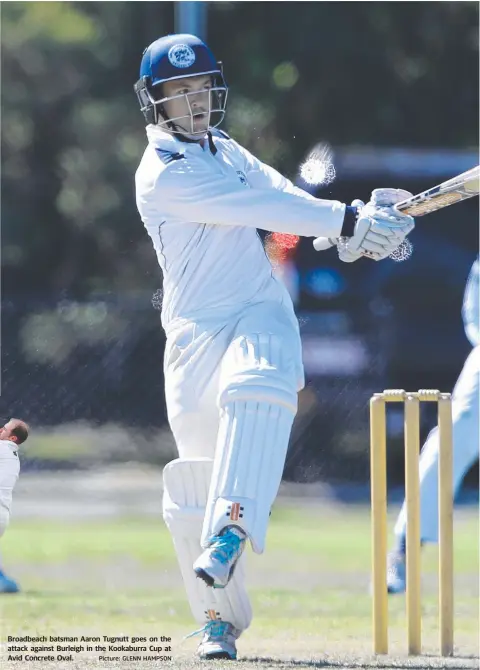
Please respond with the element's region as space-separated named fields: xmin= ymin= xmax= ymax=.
xmin=345 ymin=190 xmax=415 ymax=261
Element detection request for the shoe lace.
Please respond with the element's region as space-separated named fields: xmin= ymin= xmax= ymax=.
xmin=210 ymin=529 xmax=245 ymax=564
xmin=184 ymin=620 xmax=231 ymax=641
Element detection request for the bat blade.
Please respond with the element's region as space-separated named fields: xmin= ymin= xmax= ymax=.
xmin=395 ymin=165 xmax=480 ymax=217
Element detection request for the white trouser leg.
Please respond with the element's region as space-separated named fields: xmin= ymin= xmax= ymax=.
xmin=163 ymin=458 xmax=252 ymax=631
xmin=395 ymin=346 xmax=480 ymax=543
xmin=164 ymin=320 xmax=233 ymax=460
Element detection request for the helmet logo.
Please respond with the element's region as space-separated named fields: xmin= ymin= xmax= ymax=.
xmin=168 ymin=44 xmax=196 ymax=69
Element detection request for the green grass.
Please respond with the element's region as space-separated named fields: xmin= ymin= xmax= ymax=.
xmin=3 ymin=517 xmax=171 ymax=565
xmin=0 ymin=504 xmax=478 ymax=666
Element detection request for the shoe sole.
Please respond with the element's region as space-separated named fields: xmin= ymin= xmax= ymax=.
xmin=194 ymin=568 xmax=215 ymax=587
xmin=198 ymin=651 xmax=236 ymax=660
xmin=387 ymin=585 xmax=406 ymax=595
xmin=194 ymin=563 xmax=237 ymax=589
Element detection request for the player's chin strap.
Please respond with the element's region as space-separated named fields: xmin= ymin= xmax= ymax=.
xmin=165 ymin=115 xmax=217 ymax=154
xmin=168 ymin=125 xmax=217 ymax=155
xmin=166 ymin=121 xmax=201 ymax=144
xmin=154 ymin=107 xmax=216 ymax=154
xmin=148 ymin=96 xmax=198 ymax=143
xmin=158 ymin=117 xmax=218 ymax=155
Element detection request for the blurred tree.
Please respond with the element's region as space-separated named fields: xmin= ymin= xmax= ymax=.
xmin=1 ymin=1 xmax=171 ymax=297
xmin=210 ymin=2 xmax=479 ymax=173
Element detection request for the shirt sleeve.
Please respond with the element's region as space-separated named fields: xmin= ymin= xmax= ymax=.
xmin=238 ymin=142 xmax=317 ymax=201
xmin=462 ymin=257 xmax=480 ymax=347
xmin=154 ymin=157 xmax=345 ymax=240
xmin=0 ymin=452 xmax=20 ymax=537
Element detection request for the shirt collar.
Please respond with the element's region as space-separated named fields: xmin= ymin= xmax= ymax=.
xmin=146 ymin=125 xmax=217 ymax=155
xmin=0 ymin=439 xmax=17 ymax=451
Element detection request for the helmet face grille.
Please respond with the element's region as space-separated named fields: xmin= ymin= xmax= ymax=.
xmin=135 ymin=72 xmax=228 ymax=132
xmin=135 ymin=34 xmax=229 ymax=128
xmin=155 ymin=85 xmax=228 ymax=135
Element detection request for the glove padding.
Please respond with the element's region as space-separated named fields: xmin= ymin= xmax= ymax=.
xmin=340 ymin=189 xmax=414 ymax=262
xmin=369 ymin=188 xmax=412 ymax=207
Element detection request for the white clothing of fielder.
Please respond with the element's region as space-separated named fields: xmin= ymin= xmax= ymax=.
xmin=136 ymin=126 xmax=323 ymax=631
xmin=0 ymin=439 xmax=20 ymax=538
xmin=394 ymin=257 xmax=480 ymax=543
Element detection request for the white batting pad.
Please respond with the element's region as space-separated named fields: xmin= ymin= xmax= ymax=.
xmin=162 ymin=458 xmax=252 ymax=631
xmin=202 ymin=330 xmax=299 ymax=554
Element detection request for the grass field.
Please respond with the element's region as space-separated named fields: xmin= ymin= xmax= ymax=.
xmin=0 ymin=502 xmax=478 ymax=669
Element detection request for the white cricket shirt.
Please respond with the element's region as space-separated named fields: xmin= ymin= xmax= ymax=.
xmin=0 ymin=439 xmax=20 ymax=536
xmin=135 ymin=126 xmax=346 ymax=331
xmin=462 ymin=256 xmax=479 ymax=347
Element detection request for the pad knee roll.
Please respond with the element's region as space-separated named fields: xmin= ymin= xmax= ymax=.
xmin=219 ymin=333 xmax=299 ymax=411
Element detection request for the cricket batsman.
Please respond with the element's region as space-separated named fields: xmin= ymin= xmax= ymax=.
xmin=134 ymin=33 xmax=415 ymax=660
xmin=0 ymin=418 xmax=29 ymax=593
xmin=387 ymin=256 xmax=479 ymax=592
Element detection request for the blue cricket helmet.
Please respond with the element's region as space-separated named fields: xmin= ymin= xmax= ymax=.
xmin=134 ymin=33 xmax=228 ymax=131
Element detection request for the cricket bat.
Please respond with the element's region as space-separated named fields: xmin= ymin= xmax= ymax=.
xmin=394 ymin=165 xmax=480 ymax=216
xmin=313 ymin=165 xmax=480 ymax=252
